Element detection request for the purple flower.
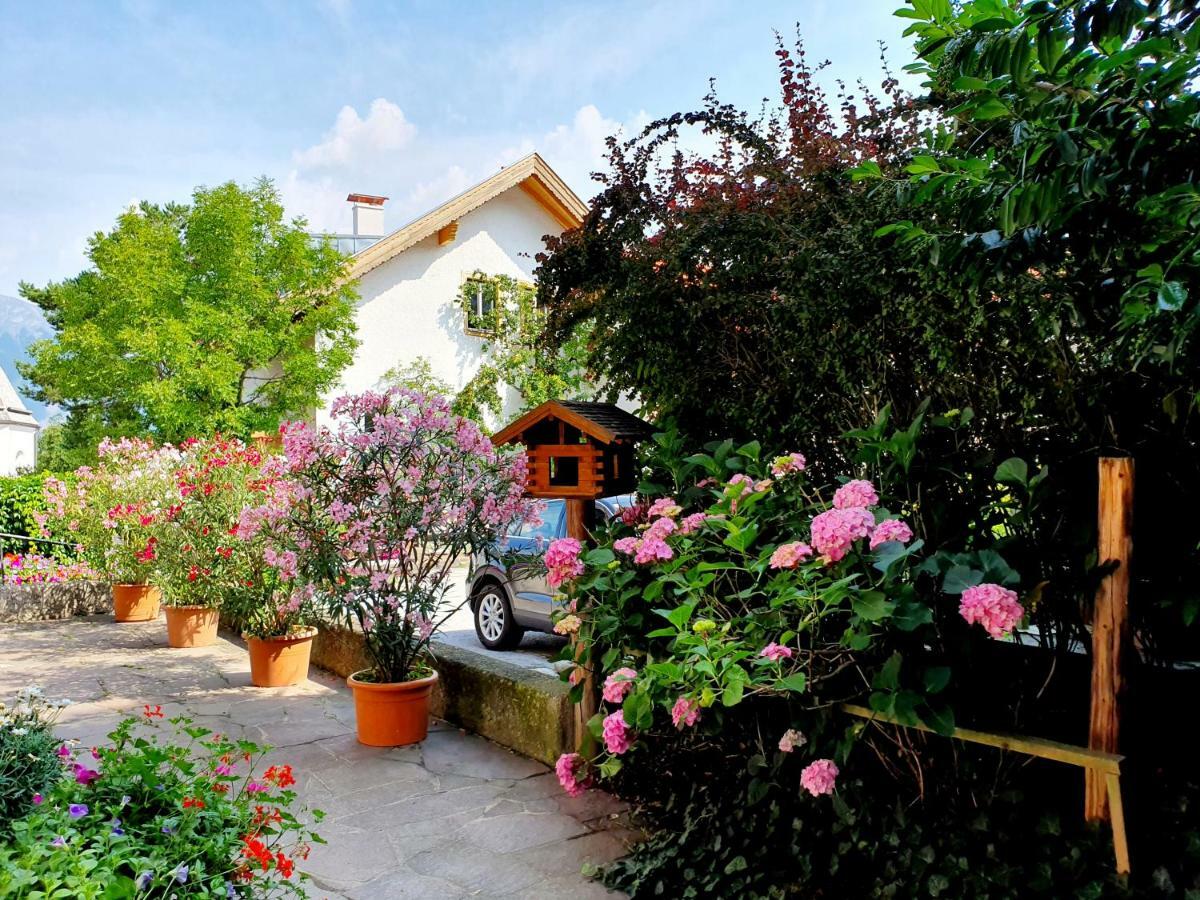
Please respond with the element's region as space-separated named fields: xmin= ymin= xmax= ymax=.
xmin=56 ymin=744 xmax=71 ymax=758
xmin=110 ymin=817 xmax=125 ymax=836
xmin=174 ymin=865 xmax=189 ymax=884
xmin=120 ymin=794 xmax=131 ymax=806
xmin=68 ymin=803 xmax=88 ymax=819
xmin=74 ymin=764 xmax=101 ymax=786
xmin=161 ymin=824 xmax=175 ymax=834
xmin=136 ymin=871 xmax=153 ymax=891
xmin=31 ymin=793 xmax=43 ymax=805
xmin=51 ymin=835 xmax=67 ymax=847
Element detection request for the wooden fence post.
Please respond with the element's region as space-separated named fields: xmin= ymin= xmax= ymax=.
xmin=566 ymin=498 xmax=598 ymax=750
xmin=1086 ymin=457 xmax=1134 ymax=822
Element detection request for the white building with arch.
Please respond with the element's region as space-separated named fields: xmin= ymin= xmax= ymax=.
xmin=0 ymin=366 xmax=37 ymax=475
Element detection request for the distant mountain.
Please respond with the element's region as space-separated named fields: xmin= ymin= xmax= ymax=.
xmin=0 ymin=294 xmax=53 ymax=424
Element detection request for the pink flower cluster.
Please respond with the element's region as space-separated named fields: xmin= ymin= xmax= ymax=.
xmin=869 ymin=518 xmax=913 ymax=550
xmin=602 ymin=710 xmax=634 ymax=755
xmin=833 ymin=479 xmax=879 ymax=509
xmin=671 ymin=696 xmax=701 ymax=728
xmin=601 ymin=667 xmax=638 ymax=704
xmin=769 ymin=541 xmax=813 ymax=570
xmin=778 ymin=729 xmax=806 ymax=753
xmin=555 ymin=752 xmax=591 ymax=798
xmin=647 ymin=497 xmax=682 ymax=519
xmin=760 ymin=642 xmax=793 ymax=662
xmin=770 ymin=452 xmax=807 ymax=477
xmin=1 ymin=553 xmax=96 ymax=585
xmin=810 ymin=506 xmax=875 ymax=563
xmin=959 ymin=583 xmax=1024 ymax=638
xmin=614 ymin=514 xmax=676 ymax=565
xmin=545 ymin=537 xmax=584 ymax=589
xmin=800 ymin=758 xmax=839 ymax=796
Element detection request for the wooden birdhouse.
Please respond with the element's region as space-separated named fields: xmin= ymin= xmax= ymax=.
xmin=491 ymin=400 xmax=653 ymax=500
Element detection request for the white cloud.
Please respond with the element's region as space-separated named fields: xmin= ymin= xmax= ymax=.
xmin=281 ymin=101 xmax=650 ymax=238
xmin=293 ymin=99 xmax=416 ymax=172
xmin=0 ymin=294 xmax=51 ymax=341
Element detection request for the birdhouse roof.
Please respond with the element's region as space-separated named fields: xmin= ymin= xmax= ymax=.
xmin=492 ymin=400 xmax=653 ymax=446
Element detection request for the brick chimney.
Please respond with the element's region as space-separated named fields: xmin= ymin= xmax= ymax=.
xmin=347 ymin=193 xmax=387 ymax=238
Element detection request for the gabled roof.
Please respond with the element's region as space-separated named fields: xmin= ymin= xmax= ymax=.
xmin=492 ymin=400 xmax=653 ymax=447
xmin=348 ymin=153 xmax=588 ymax=279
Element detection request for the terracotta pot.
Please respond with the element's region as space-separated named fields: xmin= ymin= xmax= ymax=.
xmin=164 ymin=605 xmax=219 ymax=648
xmin=347 ymin=669 xmax=439 ymax=747
xmin=112 ymin=584 xmax=161 ymax=622
xmin=246 ymin=629 xmax=318 ymax=688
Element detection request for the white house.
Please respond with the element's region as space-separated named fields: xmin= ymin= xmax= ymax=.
xmin=0 ymin=366 xmax=37 ymax=475
xmin=315 ymin=152 xmax=588 ymax=427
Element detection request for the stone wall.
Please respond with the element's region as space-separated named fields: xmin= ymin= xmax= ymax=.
xmin=310 ymin=625 xmax=573 ymax=765
xmin=0 ymin=581 xmax=113 ymax=623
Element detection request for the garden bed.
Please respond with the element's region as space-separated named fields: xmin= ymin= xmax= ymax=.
xmin=0 ymin=580 xmax=112 ymax=623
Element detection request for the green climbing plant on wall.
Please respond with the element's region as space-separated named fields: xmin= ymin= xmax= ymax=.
xmin=455 ymin=271 xmax=591 ymax=422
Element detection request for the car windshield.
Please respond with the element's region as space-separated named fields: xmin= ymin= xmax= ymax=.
xmin=513 ymin=500 xmax=564 ymax=543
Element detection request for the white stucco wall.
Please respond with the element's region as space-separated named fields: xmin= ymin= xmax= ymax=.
xmin=0 ymin=422 xmax=37 ymax=475
xmin=317 ymin=187 xmax=563 ymax=429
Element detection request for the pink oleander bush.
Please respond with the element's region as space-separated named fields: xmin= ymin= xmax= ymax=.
xmin=240 ymin=388 xmax=535 ymax=684
xmin=549 ymin=429 xmax=1021 ymax=806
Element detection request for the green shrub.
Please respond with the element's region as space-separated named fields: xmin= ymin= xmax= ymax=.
xmin=0 ymin=710 xmax=324 ymax=898
xmin=0 ymin=686 xmax=69 ymax=832
xmin=0 ymin=472 xmax=63 ymax=543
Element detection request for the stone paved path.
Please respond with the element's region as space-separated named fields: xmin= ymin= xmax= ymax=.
xmin=0 ymin=615 xmax=632 ymax=899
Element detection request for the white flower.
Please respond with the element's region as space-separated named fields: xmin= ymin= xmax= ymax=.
xmin=10 ymin=727 xmax=28 ymax=736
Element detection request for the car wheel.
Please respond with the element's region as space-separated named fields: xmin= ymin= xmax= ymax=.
xmin=473 ymin=584 xmax=524 ymax=650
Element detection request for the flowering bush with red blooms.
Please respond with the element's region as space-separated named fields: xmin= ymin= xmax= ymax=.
xmin=551 ymin=430 xmax=1021 ymax=796
xmin=152 ymin=435 xmax=282 ymax=612
xmin=240 ymin=388 xmax=536 ymax=684
xmin=0 ymin=708 xmax=324 ymax=897
xmin=37 ymin=437 xmax=184 ymax=584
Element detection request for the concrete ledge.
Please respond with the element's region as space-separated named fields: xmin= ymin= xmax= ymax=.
xmin=309 ymin=625 xmax=572 ymax=765
xmin=0 ymin=581 xmax=113 ymax=623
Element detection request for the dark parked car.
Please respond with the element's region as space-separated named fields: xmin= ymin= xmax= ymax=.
xmin=467 ymin=496 xmax=630 ymax=649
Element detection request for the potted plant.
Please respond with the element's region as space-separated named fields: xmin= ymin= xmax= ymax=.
xmin=38 ymin=438 xmax=182 ymax=622
xmin=242 ymin=388 xmax=534 ymax=746
xmin=151 ymin=435 xmax=274 ymax=649
xmin=235 ymin=580 xmax=319 ymax=688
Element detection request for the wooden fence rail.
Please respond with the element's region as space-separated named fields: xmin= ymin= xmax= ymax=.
xmin=841 ymin=703 xmax=1129 ymax=876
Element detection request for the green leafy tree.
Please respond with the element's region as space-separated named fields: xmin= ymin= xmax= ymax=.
xmin=858 ymin=0 xmax=1200 ymax=373
xmin=17 ymin=179 xmax=358 ymax=450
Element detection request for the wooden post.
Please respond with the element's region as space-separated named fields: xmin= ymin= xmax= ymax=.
xmin=1086 ymin=457 xmax=1134 ymax=822
xmin=566 ymin=498 xmax=597 ymax=750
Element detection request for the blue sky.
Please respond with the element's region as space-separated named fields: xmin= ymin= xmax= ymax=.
xmin=0 ymin=0 xmax=915 ymax=419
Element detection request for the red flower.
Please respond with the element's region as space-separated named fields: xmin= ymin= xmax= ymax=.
xmin=182 ymin=797 xmax=205 ymax=809
xmin=242 ymin=836 xmax=273 ymax=872
xmin=216 ymin=546 xmax=233 ymax=559
xmin=263 ymin=764 xmax=295 ymax=788
xmin=276 ymin=852 xmax=294 ymax=878
xmin=143 ymin=704 xmax=164 ymax=719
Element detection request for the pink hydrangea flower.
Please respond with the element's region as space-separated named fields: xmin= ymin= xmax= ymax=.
xmin=671 ymin=696 xmax=701 ymax=728
xmin=602 ymin=667 xmax=638 ymax=704
xmin=602 ymin=710 xmax=634 ymax=755
xmin=647 ymin=497 xmax=682 ymax=519
xmin=810 ymin=506 xmax=875 ymax=563
xmin=959 ymin=583 xmax=1024 ymax=639
xmin=679 ymin=512 xmax=709 ymax=534
xmin=869 ymin=519 xmax=913 ymax=550
xmin=833 ymin=479 xmax=878 ymax=509
xmin=553 ymin=614 xmax=582 ymax=635
xmin=778 ymin=729 xmax=807 ymax=753
xmin=613 ymin=536 xmax=640 ymax=555
xmin=634 ymin=535 xmax=673 ymax=565
xmin=555 ymin=752 xmax=590 ymax=798
xmin=800 ymin=758 xmax=839 ymax=796
xmin=770 ymin=452 xmax=807 ymax=477
xmin=760 ymin=642 xmax=793 ymax=662
xmin=545 ymin=537 xmax=585 ymax=589
xmin=770 ymin=541 xmax=813 ymax=569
